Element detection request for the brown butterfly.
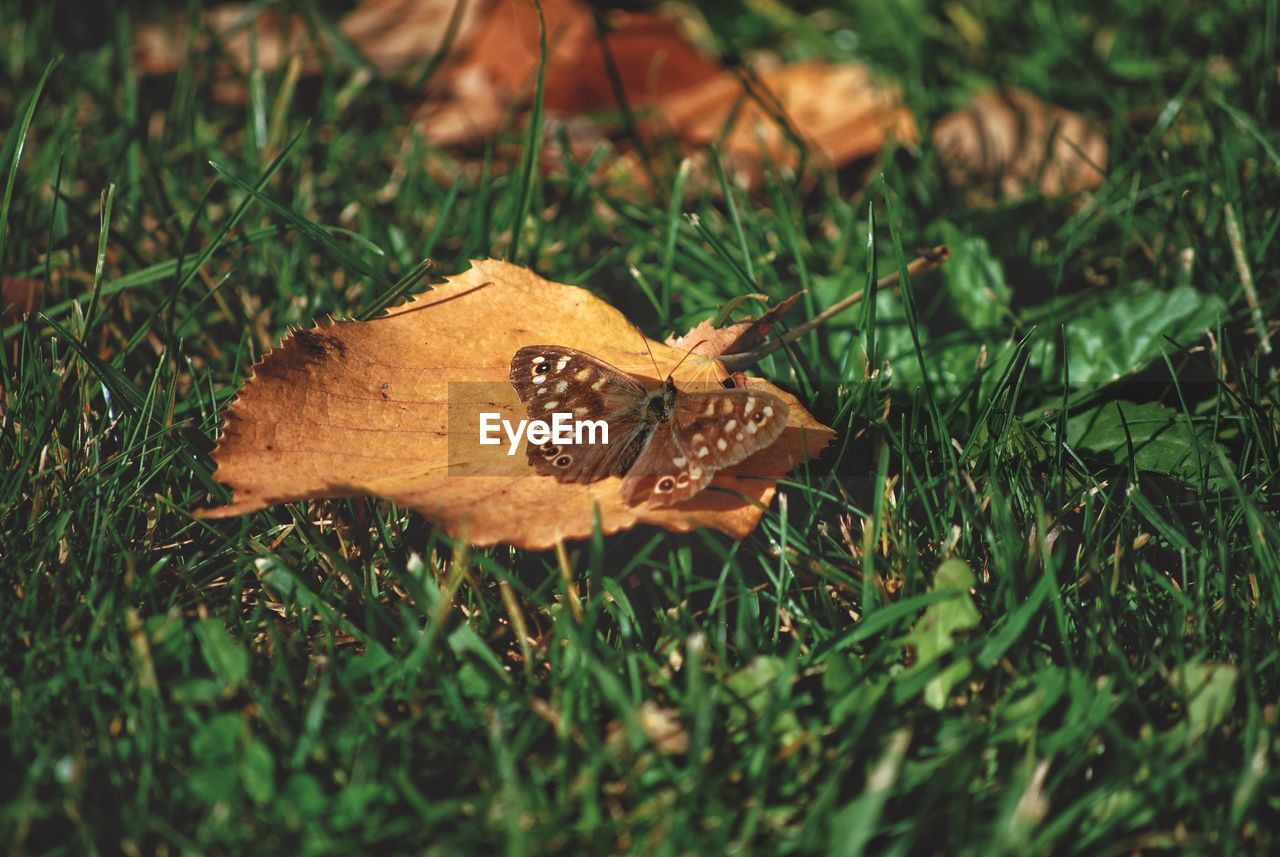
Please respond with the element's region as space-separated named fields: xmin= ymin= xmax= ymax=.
xmin=508 ymin=345 xmax=789 ymax=506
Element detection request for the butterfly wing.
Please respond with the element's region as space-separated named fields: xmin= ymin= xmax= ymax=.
xmin=509 ymin=346 xmax=653 ymax=483
xmin=620 ymin=388 xmax=789 ymax=506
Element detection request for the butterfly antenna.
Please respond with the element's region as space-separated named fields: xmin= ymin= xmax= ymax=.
xmin=666 ymin=339 xmax=709 ymax=380
xmin=637 ymin=328 xmax=663 ymax=379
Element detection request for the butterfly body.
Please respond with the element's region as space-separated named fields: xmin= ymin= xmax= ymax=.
xmin=509 ymin=346 xmax=788 ymax=506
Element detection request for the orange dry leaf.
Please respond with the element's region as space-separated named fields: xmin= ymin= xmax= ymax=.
xmin=421 ymin=0 xmax=719 ymax=146
xmin=656 ymin=61 xmax=918 ymax=182
xmin=136 ymin=6 xmax=315 ymax=86
xmin=201 ymin=260 xmax=832 ymax=550
xmin=340 ymin=0 xmax=486 ymax=76
xmin=665 ymin=292 xmax=804 ymax=358
xmin=932 ymin=88 xmax=1108 ymax=199
xmin=544 ymin=14 xmax=722 ymax=114
xmin=2 ymin=277 xmax=44 ymax=326
xmin=134 ymin=2 xmax=915 ymax=191
xmin=419 ymin=0 xmax=590 ymax=145
xmin=135 ymin=0 xmax=485 ymax=83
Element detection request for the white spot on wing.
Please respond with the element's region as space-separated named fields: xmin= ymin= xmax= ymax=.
xmin=724 ymin=419 xmax=736 ymax=431
xmin=555 ymin=380 xmax=568 ymax=394
xmin=716 ymin=438 xmax=727 ymax=451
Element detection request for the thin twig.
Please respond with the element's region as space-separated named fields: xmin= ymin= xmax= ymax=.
xmin=1223 ymin=201 xmax=1271 ymax=355
xmin=720 ymin=245 xmax=951 ymax=372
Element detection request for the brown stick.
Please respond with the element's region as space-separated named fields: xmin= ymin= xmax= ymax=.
xmin=720 ymin=245 xmax=951 ymax=372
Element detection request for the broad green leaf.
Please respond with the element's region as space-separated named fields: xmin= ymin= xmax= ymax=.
xmin=240 ymin=739 xmax=277 ymax=805
xmin=995 ymin=667 xmax=1068 ymax=740
xmin=193 ymin=619 xmax=249 ymax=692
xmin=188 ymin=713 xmax=246 ymax=803
xmin=726 ymin=655 xmax=788 ymax=720
xmin=1067 ymin=400 xmax=1222 ymax=482
xmin=187 ymin=764 xmax=240 ymax=804
xmin=904 ymin=559 xmax=981 ymax=709
xmin=1171 ymin=662 xmax=1238 ymax=743
xmin=281 ymin=773 xmax=329 ymax=823
xmin=939 ymin=222 xmax=1013 ymax=329
xmin=448 ymin=625 xmax=510 ymax=699
xmin=823 ymin=653 xmax=890 ymax=722
xmin=726 ymin=656 xmax=804 ymax=744
xmin=344 ymin=643 xmax=395 ymax=684
xmin=191 ymin=712 xmax=245 ymax=760
xmin=860 ymin=288 xmax=986 ymax=396
xmin=1061 ymin=284 xmax=1225 ymax=385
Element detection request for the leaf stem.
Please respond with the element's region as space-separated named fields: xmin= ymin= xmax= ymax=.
xmin=720 ymin=245 xmax=951 ymax=372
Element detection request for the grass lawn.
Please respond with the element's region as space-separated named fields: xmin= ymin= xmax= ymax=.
xmin=3 ymin=0 xmax=1278 ymax=853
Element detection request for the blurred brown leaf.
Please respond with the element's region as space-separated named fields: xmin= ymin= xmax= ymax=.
xmin=2 ymin=277 xmax=43 ymax=326
xmin=420 ymin=0 xmax=719 ymax=146
xmin=655 ymin=61 xmax=918 ymax=183
xmin=137 ymin=6 xmax=313 ymax=82
xmin=135 ymin=0 xmax=485 ymax=85
xmin=136 ymin=2 xmax=924 ymax=202
xmin=932 ymin=88 xmax=1108 ymax=199
xmin=201 ymin=260 xmax=831 ymax=549
xmin=136 ymin=2 xmax=916 ymax=193
xmin=341 ymin=0 xmax=485 ymax=76
xmin=542 ymin=11 xmax=722 ymax=114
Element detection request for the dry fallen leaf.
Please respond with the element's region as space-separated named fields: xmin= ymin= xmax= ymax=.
xmin=340 ymin=0 xmax=486 ymax=76
xmin=2 ymin=277 xmax=44 ymax=326
xmin=202 ymin=260 xmax=832 ymax=550
xmin=541 ymin=11 xmax=721 ymax=115
xmin=135 ymin=0 xmax=485 ymax=88
xmin=665 ymin=292 xmax=804 ymax=358
xmin=932 ymin=88 xmax=1108 ymax=199
xmin=416 ymin=0 xmax=592 ymax=146
xmin=136 ymin=6 xmax=284 ymax=77
xmin=656 ymin=60 xmax=918 ymax=183
xmin=135 ymin=2 xmax=915 ymax=195
xmin=420 ymin=0 xmax=719 ymax=147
